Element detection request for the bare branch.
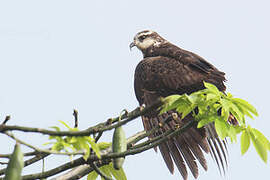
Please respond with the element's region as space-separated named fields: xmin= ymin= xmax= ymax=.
xmin=1 ymin=115 xmax=10 ymax=125
xmin=0 ymin=99 xmax=163 ymax=137
xmin=94 ymin=132 xmax=103 ymax=143
xmin=73 ymin=109 xmax=78 ymax=128
xmin=0 ymin=149 xmax=49 ymax=159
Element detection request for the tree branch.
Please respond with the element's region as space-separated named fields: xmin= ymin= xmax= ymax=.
xmin=0 ymin=99 xmax=163 ymax=137
xmin=0 ymin=99 xmax=170 ymax=180
xmin=11 ymin=119 xmax=194 ymax=180
xmin=4 ymin=132 xmax=85 ymax=156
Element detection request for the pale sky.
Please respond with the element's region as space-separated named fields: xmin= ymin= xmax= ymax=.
xmin=0 ymin=0 xmax=269 ymax=180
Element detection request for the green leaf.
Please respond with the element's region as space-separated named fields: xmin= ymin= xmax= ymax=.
xmin=215 ymin=118 xmax=229 ymax=139
xmin=69 ymin=137 xmax=78 ymax=144
xmin=228 ymin=125 xmax=237 ymax=142
xmin=228 ymin=100 xmax=244 ymax=121
xmin=238 ymin=105 xmax=254 ymax=120
xmin=85 ymin=137 xmax=101 ymax=158
xmin=189 ymin=92 xmax=203 ymax=104
xmin=59 ymin=120 xmax=73 ymax=130
xmin=231 ymin=100 xmax=254 ymax=120
xmin=100 ymin=165 xmax=113 ymax=179
xmin=87 ymin=171 xmax=98 ymax=180
xmin=48 ymin=135 xmax=56 ymax=140
xmin=204 ymin=82 xmax=220 ymax=94
xmin=250 ymin=131 xmax=268 ymax=163
xmin=107 ymin=163 xmax=127 ymax=180
xmin=164 ymin=95 xmax=181 ymax=105
xmin=52 ymin=142 xmax=63 ymax=151
xmin=197 ymin=117 xmax=215 ymax=128
xmin=78 ymin=140 xmax=90 ymax=160
xmin=83 ymin=148 xmax=90 ymax=161
xmin=227 ymin=93 xmax=233 ymax=98
xmin=220 ymin=99 xmax=230 ymax=113
xmin=252 ymin=128 xmax=270 ymax=150
xmin=241 ymin=130 xmax=250 ymax=155
xmin=42 ymin=142 xmax=54 ymax=146
xmin=175 ymin=101 xmax=189 ymax=114
xmin=221 ymin=107 xmax=230 ymax=124
xmin=160 ymin=95 xmax=181 ymax=114
xmin=50 ymin=126 xmax=61 ymax=131
xmin=206 ymin=93 xmax=218 ymax=101
xmin=98 ymin=142 xmax=112 ymax=150
xmin=181 ymin=105 xmax=194 ymax=119
xmin=232 ymin=98 xmax=258 ymax=117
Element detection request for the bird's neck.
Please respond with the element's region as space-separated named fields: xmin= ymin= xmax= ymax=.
xmin=142 ymin=43 xmax=184 ymax=59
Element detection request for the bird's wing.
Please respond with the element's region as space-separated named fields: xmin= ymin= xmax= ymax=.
xmin=134 ymin=55 xmax=226 ymax=104
xmin=134 ymin=56 xmax=228 ymax=179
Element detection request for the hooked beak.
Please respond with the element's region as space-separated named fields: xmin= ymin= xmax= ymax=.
xmin=129 ymin=41 xmax=136 ymax=51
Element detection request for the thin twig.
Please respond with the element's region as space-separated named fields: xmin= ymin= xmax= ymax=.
xmin=42 ymin=158 xmax=45 ymax=175
xmin=2 ymin=115 xmax=10 ymax=125
xmin=0 ymin=149 xmax=49 ymax=159
xmin=73 ymin=109 xmax=78 ymax=128
xmin=20 ymin=157 xmax=85 ymax=180
xmin=94 ymin=132 xmax=103 ymax=143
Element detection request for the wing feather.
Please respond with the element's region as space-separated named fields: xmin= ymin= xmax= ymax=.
xmin=167 ymin=140 xmax=188 ymax=180
xmin=182 ymin=133 xmax=208 ymax=171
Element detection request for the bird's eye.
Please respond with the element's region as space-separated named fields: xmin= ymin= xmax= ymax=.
xmin=138 ymin=35 xmax=146 ymax=42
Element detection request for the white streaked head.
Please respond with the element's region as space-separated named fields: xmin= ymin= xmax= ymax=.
xmin=130 ymin=30 xmax=165 ymax=51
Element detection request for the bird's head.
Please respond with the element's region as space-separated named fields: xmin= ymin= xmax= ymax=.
xmin=130 ymin=30 xmax=166 ymax=51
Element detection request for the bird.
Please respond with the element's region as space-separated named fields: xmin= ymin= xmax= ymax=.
xmin=130 ymin=30 xmax=230 ymax=180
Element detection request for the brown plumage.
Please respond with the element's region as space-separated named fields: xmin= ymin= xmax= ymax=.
xmin=130 ymin=30 xmax=229 ymax=180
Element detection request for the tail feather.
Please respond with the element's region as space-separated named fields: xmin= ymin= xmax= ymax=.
xmin=159 ymin=143 xmax=175 ymax=174
xmin=167 ymin=140 xmax=187 ymax=180
xmin=174 ymin=136 xmax=199 ymax=179
xmin=142 ymin=116 xmax=158 ymax=151
xmin=189 ymin=128 xmax=210 ymax=153
xmin=216 ymin=138 xmax=228 ymax=167
xmin=142 ymin=111 xmax=229 ymax=180
xmin=205 ymin=124 xmax=228 ymax=175
xmin=183 ymin=133 xmax=208 ymax=171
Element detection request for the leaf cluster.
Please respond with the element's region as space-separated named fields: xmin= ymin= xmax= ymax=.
xmin=46 ymin=121 xmax=101 ymax=160
xmin=45 ymin=121 xmax=127 ymax=180
xmin=161 ymin=82 xmax=270 ymax=163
